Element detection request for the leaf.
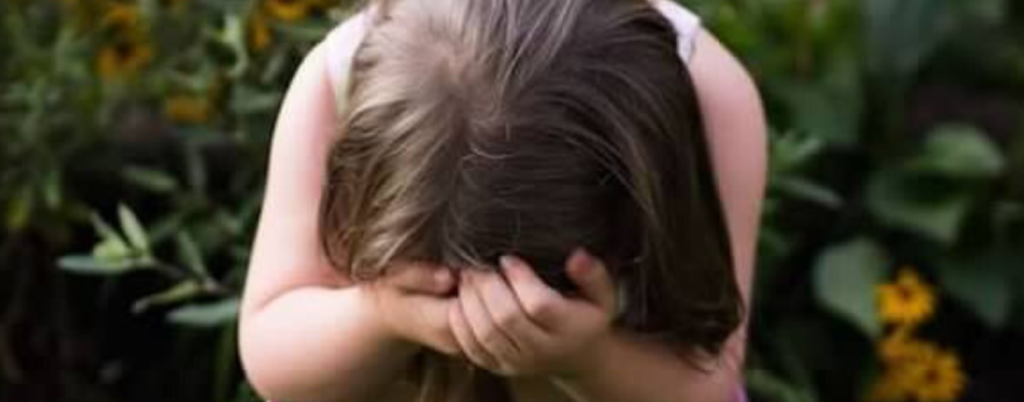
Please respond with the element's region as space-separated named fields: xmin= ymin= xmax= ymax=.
xmin=813 ymin=238 xmax=888 ymax=338
xmin=122 ymin=166 xmax=180 ymax=193
xmin=59 ymin=255 xmax=136 ymax=275
xmin=168 ymin=298 xmax=240 ymax=328
xmin=118 ymin=204 xmax=150 ymax=253
xmin=43 ymin=169 xmax=62 ymax=209
xmin=745 ymin=368 xmax=818 ymax=402
xmin=132 ymin=281 xmax=203 ymax=314
xmin=5 ymin=185 xmax=34 ymax=231
xmin=939 ymin=255 xmax=1014 ymax=329
xmin=906 ymin=124 xmax=1006 ymax=179
xmin=773 ymin=62 xmax=862 ymax=147
xmin=176 ymin=231 xmax=210 ymax=279
xmin=90 ymin=212 xmax=124 ymax=244
xmin=865 ymin=0 xmax=954 ymax=77
xmin=92 ymin=238 xmax=133 ymax=262
xmin=866 ymin=171 xmax=974 ymax=244
xmin=774 ymin=177 xmax=844 ymax=209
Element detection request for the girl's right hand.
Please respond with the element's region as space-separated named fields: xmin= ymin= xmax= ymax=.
xmin=362 ymin=263 xmax=463 ymax=356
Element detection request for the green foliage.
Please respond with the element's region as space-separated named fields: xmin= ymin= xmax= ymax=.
xmin=1 ymin=0 xmax=1022 ymax=401
xmin=813 ymin=238 xmax=888 ymax=338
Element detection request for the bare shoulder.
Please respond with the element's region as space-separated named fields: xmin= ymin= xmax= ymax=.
xmin=689 ymin=29 xmax=767 ymax=305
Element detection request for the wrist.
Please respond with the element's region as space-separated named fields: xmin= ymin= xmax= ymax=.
xmin=553 ymin=330 xmax=616 ymax=385
xmin=353 ymin=284 xmax=420 ymax=354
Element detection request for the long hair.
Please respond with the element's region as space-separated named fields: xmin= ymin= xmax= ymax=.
xmin=318 ymin=0 xmax=744 ymax=400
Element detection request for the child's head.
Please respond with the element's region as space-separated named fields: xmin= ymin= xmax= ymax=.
xmin=320 ymin=0 xmax=741 ymax=359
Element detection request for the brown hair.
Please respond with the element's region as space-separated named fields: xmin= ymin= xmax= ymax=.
xmin=319 ymin=0 xmax=743 ymax=400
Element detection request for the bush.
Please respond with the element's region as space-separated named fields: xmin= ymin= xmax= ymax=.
xmin=1 ymin=0 xmax=1022 ymax=401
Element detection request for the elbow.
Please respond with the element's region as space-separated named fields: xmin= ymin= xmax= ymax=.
xmin=239 ymin=315 xmax=330 ymax=402
xmin=238 ymin=318 xmax=297 ymax=402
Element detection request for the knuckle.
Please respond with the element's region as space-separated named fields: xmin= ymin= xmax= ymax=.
xmin=525 ymin=299 xmax=555 ymax=320
xmin=495 ymin=308 xmax=517 ymax=327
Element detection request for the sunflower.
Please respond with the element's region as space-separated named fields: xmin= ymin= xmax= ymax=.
xmin=878 ymin=327 xmax=938 ymax=363
xmin=164 ymin=94 xmax=212 ymax=124
xmin=263 ymin=0 xmax=310 ymax=22
xmin=877 ymin=268 xmax=936 ymax=326
xmin=100 ymin=2 xmax=143 ymax=33
xmin=902 ymin=347 xmax=967 ymax=402
xmin=96 ymin=37 xmax=153 ymax=80
xmin=248 ymin=11 xmax=273 ymax=52
xmin=95 ymin=2 xmax=153 ymax=80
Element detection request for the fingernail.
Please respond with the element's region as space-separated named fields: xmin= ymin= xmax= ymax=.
xmin=570 ymin=249 xmax=593 ymax=274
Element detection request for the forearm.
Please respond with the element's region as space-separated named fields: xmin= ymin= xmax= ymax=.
xmin=239 ymin=286 xmax=417 ymax=402
xmin=552 ymin=331 xmax=742 ymax=402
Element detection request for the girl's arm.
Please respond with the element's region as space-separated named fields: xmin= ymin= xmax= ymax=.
xmin=551 ymin=29 xmax=767 ymax=402
xmin=238 ymin=41 xmax=405 ymax=402
xmin=238 ymin=34 xmax=459 ymax=401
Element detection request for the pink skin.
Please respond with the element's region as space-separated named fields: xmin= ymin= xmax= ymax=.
xmin=450 ymin=250 xmax=618 ymax=377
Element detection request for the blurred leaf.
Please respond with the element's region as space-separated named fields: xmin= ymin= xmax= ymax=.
xmin=939 ymin=254 xmax=1014 ymax=329
xmin=865 ymin=0 xmax=954 ymax=77
xmin=184 ymin=142 xmax=208 ymax=193
xmin=177 ymin=231 xmax=211 ymax=279
xmin=91 ymin=212 xmax=125 ymax=244
xmin=230 ymin=85 xmax=283 ymax=115
xmin=118 ymin=204 xmax=151 ymax=253
xmin=43 ymin=169 xmax=62 ymax=209
xmin=92 ymin=237 xmax=133 ymax=262
xmin=133 ymin=281 xmax=203 ymax=314
xmin=168 ymin=298 xmax=240 ymax=328
xmin=813 ymin=238 xmax=888 ymax=338
xmin=774 ymin=177 xmax=844 ymax=209
xmin=5 ymin=185 xmax=33 ymax=231
xmin=866 ymin=172 xmax=973 ymax=244
xmin=774 ymin=61 xmax=862 ymax=146
xmin=122 ymin=166 xmax=181 ymax=193
xmin=59 ymin=255 xmax=136 ymax=275
xmin=746 ymin=368 xmax=818 ymax=402
xmin=906 ymin=124 xmax=1006 ymax=179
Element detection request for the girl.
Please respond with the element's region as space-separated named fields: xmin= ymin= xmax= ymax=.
xmin=239 ymin=0 xmax=766 ymax=401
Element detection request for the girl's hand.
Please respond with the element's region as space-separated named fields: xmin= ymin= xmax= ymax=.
xmin=449 ymin=249 xmax=617 ymax=377
xmin=363 ymin=262 xmax=462 ymax=356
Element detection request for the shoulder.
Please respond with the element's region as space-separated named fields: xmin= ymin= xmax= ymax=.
xmin=689 ymin=28 xmax=767 ymax=303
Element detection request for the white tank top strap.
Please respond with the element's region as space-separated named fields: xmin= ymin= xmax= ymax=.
xmin=320 ymin=1 xmax=703 ymax=95
xmin=651 ymin=0 xmax=703 ymax=64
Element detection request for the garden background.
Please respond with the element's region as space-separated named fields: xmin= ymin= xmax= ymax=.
xmin=1 ymin=0 xmax=1023 ymax=401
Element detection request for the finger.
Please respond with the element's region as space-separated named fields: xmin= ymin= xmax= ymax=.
xmin=449 ymin=297 xmax=499 ymax=371
xmin=474 ymin=270 xmax=549 ymax=348
xmin=383 ymin=262 xmax=455 ymax=295
xmin=500 ymin=255 xmax=566 ymax=328
xmin=565 ymin=249 xmax=616 ymax=315
xmin=460 ymin=271 xmax=520 ymax=367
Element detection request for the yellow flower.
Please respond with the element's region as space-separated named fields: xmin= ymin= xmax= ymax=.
xmin=248 ymin=12 xmax=272 ymax=52
xmin=101 ymin=2 xmax=143 ymax=33
xmin=877 ymin=268 xmax=936 ymax=326
xmin=904 ymin=347 xmax=967 ymax=402
xmin=878 ymin=327 xmax=939 ymax=364
xmin=164 ymin=94 xmax=212 ymax=124
xmin=263 ymin=0 xmax=310 ymax=22
xmin=96 ymin=37 xmax=153 ymax=80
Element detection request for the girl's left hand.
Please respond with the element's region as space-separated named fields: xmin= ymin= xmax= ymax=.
xmin=449 ymin=249 xmax=617 ymax=377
